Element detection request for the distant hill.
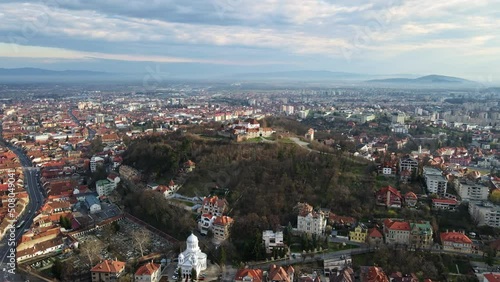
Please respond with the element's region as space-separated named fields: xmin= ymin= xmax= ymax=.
xmin=230 ymin=70 xmax=371 ymax=81
xmin=0 ymin=67 xmax=108 ymax=76
xmin=367 ymin=74 xmax=476 ymax=85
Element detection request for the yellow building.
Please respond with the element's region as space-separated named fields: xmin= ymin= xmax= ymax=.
xmin=349 ymin=225 xmax=368 ymax=243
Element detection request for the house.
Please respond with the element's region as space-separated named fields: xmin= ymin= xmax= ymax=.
xmin=328 ymin=213 xmax=356 ymax=228
xmin=409 ymin=221 xmax=433 ymax=250
xmin=324 ymin=256 xmax=352 ymax=274
xmin=378 ymin=162 xmax=397 ymax=177
xmin=198 ymin=214 xmax=215 ymax=235
xmin=212 ymin=215 xmax=233 ymax=242
xmin=432 ymin=198 xmax=459 ymax=211
xmin=135 ymin=262 xmax=161 ymax=282
xmin=234 ymin=268 xmax=264 ymax=282
xmin=366 ymin=228 xmax=384 ymax=247
xmin=360 ymin=266 xmax=389 ymax=282
xmin=375 ymin=186 xmax=403 ymax=208
xmin=91 ymin=259 xmax=126 ymax=282
xmin=262 ymin=230 xmax=285 ymax=253
xmin=404 ymin=192 xmax=418 ymax=208
xmin=90 ymin=156 xmax=105 ymax=173
xmin=329 ymin=267 xmax=354 ymax=282
xmin=296 ymin=203 xmax=327 ymax=235
xmin=84 ymin=195 xmax=101 ymax=214
xmin=440 ymin=231 xmax=472 ymax=254
xmin=383 ymin=219 xmax=410 ymax=245
xmin=349 ymin=224 xmax=368 ymax=243
xmin=305 ymin=128 xmax=314 ymax=141
xmin=184 ymin=160 xmax=196 ymax=172
xmin=201 ymin=196 xmax=228 ymax=217
xmin=268 ymin=265 xmax=294 ymax=282
xmin=399 ymin=157 xmax=418 ymax=174
xmin=483 ymin=273 xmax=500 ymax=282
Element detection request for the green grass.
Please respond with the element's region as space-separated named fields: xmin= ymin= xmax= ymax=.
xmin=171 ymin=199 xmax=195 ymax=207
xmin=243 ymin=137 xmax=262 ymax=143
xmin=278 ymin=138 xmax=295 ymax=144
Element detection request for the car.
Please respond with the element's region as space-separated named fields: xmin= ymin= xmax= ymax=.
xmin=172 ymin=275 xmax=178 ymax=280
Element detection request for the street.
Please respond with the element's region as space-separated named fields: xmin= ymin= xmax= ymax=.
xmin=0 ymin=144 xmax=46 ymax=281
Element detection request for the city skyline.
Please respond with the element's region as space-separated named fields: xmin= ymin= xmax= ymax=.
xmin=0 ymin=0 xmax=499 ymax=81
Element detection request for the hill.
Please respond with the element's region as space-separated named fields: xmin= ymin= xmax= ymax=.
xmin=367 ymin=74 xmax=476 ymax=86
xmin=0 ymin=67 xmax=108 ymax=76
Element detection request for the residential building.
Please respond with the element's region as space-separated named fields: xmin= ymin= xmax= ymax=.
xmin=469 ymin=201 xmax=500 ymax=227
xmin=366 ymin=228 xmax=383 ymax=248
xmin=134 ymin=262 xmax=161 ymax=282
xmin=198 ymin=214 xmax=215 ymax=235
xmin=201 ymin=196 xmax=228 ymax=217
xmin=360 ymin=266 xmax=389 ymax=282
xmin=404 ymin=192 xmax=418 ymax=208
xmin=423 ymin=167 xmax=448 ymax=196
xmin=328 ymin=213 xmax=356 ymax=227
xmin=349 ymin=224 xmax=368 ymax=243
xmin=391 ymin=112 xmax=406 ymax=124
xmin=96 ymin=179 xmax=116 ymax=197
xmin=212 ymin=215 xmax=233 ymax=242
xmin=329 ymin=267 xmax=354 ymax=282
xmin=268 ymin=265 xmax=294 ymax=282
xmin=432 ymin=198 xmax=459 ymax=211
xmin=305 ymin=128 xmax=314 ymax=141
xmin=296 ymin=203 xmax=327 ymax=235
xmin=409 ymin=221 xmax=433 ymax=249
xmin=84 ymin=195 xmax=101 ymax=214
xmin=375 ymin=186 xmax=403 ymax=208
xmin=91 ymin=259 xmax=126 ymax=282
xmin=483 ymin=273 xmax=500 ymax=282
xmin=383 ymin=219 xmax=410 ymax=245
xmin=457 ymin=181 xmax=489 ymax=201
xmin=324 ymin=256 xmax=352 ymax=274
xmin=262 ymin=230 xmax=285 ymax=253
xmin=178 ymin=233 xmax=207 ymax=279
xmin=90 ymin=156 xmax=105 ymax=173
xmin=235 ymin=269 xmax=264 ymax=282
xmin=440 ymin=231 xmax=472 ymax=254
xmin=399 ymin=157 xmax=418 ymax=174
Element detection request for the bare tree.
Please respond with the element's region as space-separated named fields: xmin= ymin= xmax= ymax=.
xmin=132 ymin=229 xmax=151 ymax=257
xmin=81 ymin=239 xmax=104 ymax=266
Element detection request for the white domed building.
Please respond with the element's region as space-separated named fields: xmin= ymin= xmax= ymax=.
xmin=178 ymin=233 xmax=207 ymax=278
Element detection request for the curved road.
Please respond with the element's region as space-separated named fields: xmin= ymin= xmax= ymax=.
xmin=0 ymin=144 xmax=45 ymax=281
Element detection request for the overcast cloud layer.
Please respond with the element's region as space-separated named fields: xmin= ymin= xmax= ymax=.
xmin=0 ymin=0 xmax=498 ymax=80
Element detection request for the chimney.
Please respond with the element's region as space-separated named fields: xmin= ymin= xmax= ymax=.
xmin=418 ymin=145 xmax=422 ymax=154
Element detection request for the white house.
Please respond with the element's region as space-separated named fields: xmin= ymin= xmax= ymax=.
xmin=96 ymin=179 xmax=117 ymax=197
xmin=296 ymin=203 xmax=326 ymax=235
xmin=90 ymin=156 xmax=105 ymax=173
xmin=262 ymin=230 xmax=285 ymax=252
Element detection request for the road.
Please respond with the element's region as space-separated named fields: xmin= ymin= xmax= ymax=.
xmin=68 ymin=107 xmax=96 ymax=140
xmin=0 ymin=144 xmax=45 ymax=281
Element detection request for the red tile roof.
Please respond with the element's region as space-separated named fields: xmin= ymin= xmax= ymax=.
xmin=484 ymin=273 xmax=500 ymax=282
xmin=91 ymin=260 xmax=126 ymax=274
xmin=368 ymin=228 xmax=383 ymax=238
xmin=213 ymin=216 xmax=233 ymax=226
xmin=235 ymin=269 xmax=263 ymax=282
xmin=135 ymin=262 xmax=160 ymax=276
xmin=440 ymin=231 xmax=472 ymax=244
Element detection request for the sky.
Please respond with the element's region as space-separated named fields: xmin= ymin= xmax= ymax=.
xmin=0 ymin=0 xmax=499 ymax=81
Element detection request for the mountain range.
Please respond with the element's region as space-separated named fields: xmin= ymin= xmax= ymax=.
xmin=0 ymin=68 xmax=481 ymax=87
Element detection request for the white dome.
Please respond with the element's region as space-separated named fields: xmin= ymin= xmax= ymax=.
xmin=187 ymin=233 xmax=198 ymax=244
